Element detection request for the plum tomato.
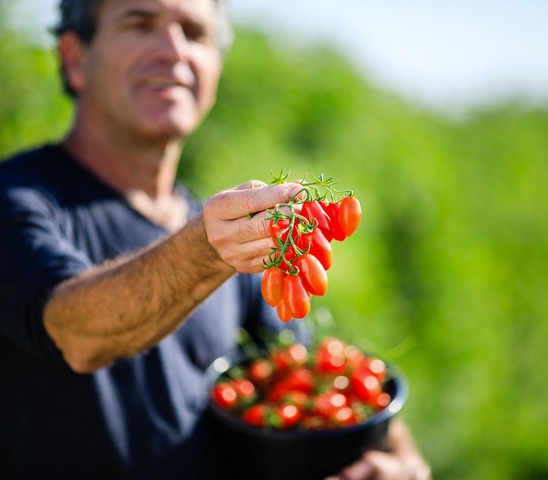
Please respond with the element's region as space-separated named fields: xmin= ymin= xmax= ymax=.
xmin=282 ymin=275 xmax=311 ymax=319
xmin=269 ymin=218 xmax=291 ymax=243
xmin=261 ymin=268 xmax=285 ymax=307
xmin=294 ymin=254 xmax=328 ymax=296
xmin=300 ymin=228 xmax=333 ymax=271
xmin=301 ymin=200 xmax=334 ymax=242
xmin=276 ymin=301 xmax=294 ymax=323
xmin=321 ymin=201 xmax=347 ymax=242
xmin=338 ymin=196 xmax=362 ymax=237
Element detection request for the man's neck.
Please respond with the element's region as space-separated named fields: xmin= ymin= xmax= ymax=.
xmin=62 ymin=118 xmax=188 ymax=231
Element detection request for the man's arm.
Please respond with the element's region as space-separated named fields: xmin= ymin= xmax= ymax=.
xmin=44 ymin=182 xmax=300 ymax=374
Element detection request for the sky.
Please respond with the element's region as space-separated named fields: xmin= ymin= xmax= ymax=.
xmin=9 ymin=0 xmax=548 ymax=114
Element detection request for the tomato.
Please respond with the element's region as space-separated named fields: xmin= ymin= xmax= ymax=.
xmin=332 ymin=406 xmax=358 ymax=426
xmin=242 ymin=404 xmax=270 ymax=427
xmin=312 ymin=391 xmax=348 ymax=419
xmin=269 ymin=218 xmax=291 ymax=243
xmin=282 ymin=275 xmax=311 ymax=319
xmin=360 ymin=357 xmax=388 ymax=383
xmin=275 ymin=403 xmax=302 ymax=429
xmin=271 ymin=343 xmax=309 ymax=370
xmin=301 ymin=201 xmax=334 ymax=242
xmin=212 ymin=382 xmax=238 ymax=409
xmin=281 ymin=390 xmax=310 ymax=410
xmin=375 ymin=392 xmax=392 ymax=409
xmin=266 ymin=367 xmax=314 ymax=401
xmin=300 ymin=228 xmax=333 ymax=271
xmin=316 ymin=337 xmax=347 ymax=374
xmin=247 ymin=358 xmax=274 ymax=387
xmin=232 ymin=378 xmax=257 ymax=404
xmin=261 ymin=268 xmax=285 ymax=307
xmin=321 ymin=201 xmax=347 ymax=242
xmin=338 ymin=196 xmax=362 ymax=237
xmin=350 ymin=370 xmax=382 ymax=405
xmin=294 ymin=254 xmax=328 ymax=296
xmin=343 ymin=345 xmax=367 ymax=372
xmin=276 ymin=301 xmax=294 ymax=323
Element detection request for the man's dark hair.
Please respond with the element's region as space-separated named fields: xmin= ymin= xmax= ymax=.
xmin=53 ymin=0 xmax=103 ymax=44
xmin=53 ymin=0 xmax=232 ymax=96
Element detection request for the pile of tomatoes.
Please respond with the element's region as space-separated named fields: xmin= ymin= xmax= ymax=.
xmin=211 ymin=337 xmax=391 ymax=431
xmin=261 ymin=195 xmax=362 ymax=323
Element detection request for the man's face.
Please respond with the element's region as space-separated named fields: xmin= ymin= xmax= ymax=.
xmin=73 ymin=0 xmax=222 ymax=141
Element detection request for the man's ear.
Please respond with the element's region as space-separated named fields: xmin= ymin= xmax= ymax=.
xmin=58 ymin=32 xmax=88 ymax=94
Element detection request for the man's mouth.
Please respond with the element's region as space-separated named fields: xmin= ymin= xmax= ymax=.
xmin=144 ymin=78 xmax=185 ymax=90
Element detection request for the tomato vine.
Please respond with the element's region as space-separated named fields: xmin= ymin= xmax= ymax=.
xmin=261 ymin=171 xmax=363 ymax=322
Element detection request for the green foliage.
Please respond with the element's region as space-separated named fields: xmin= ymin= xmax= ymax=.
xmin=2 ymin=22 xmax=548 ymax=480
xmin=0 ymin=13 xmax=72 ymax=157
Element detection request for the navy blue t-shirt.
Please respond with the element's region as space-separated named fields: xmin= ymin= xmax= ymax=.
xmin=0 ymin=145 xmax=293 ymax=479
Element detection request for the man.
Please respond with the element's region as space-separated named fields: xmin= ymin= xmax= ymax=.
xmin=0 ymin=0 xmax=430 ymax=478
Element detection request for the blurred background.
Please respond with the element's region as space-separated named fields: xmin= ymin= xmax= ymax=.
xmin=1 ymin=1 xmax=548 ymax=478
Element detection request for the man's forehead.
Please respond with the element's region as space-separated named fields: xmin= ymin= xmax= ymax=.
xmin=104 ymin=0 xmax=214 ymax=11
xmin=98 ymin=0 xmax=217 ymax=26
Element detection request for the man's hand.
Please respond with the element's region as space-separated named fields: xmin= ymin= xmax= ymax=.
xmin=203 ymin=180 xmax=302 ymax=274
xmin=325 ymin=420 xmax=431 ymax=480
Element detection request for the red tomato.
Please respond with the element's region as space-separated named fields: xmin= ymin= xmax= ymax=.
xmin=232 ymin=378 xmax=256 ymax=403
xmin=247 ymin=358 xmax=274 ymax=387
xmin=343 ymin=345 xmax=367 ymax=372
xmin=332 ymin=406 xmax=358 ymax=426
xmin=275 ymin=403 xmax=302 ymax=429
xmin=350 ymin=370 xmax=382 ymax=405
xmin=321 ymin=201 xmax=347 ymax=242
xmin=261 ymin=268 xmax=285 ymax=307
xmin=212 ymin=382 xmax=238 ymax=409
xmin=281 ymin=390 xmax=310 ymax=410
xmin=282 ymin=275 xmax=311 ymax=319
xmin=294 ymin=254 xmax=328 ymax=296
xmin=360 ymin=357 xmax=388 ymax=383
xmin=269 ymin=218 xmax=291 ymax=243
xmin=301 ymin=201 xmax=334 ymax=242
xmin=242 ymin=404 xmax=270 ymax=427
xmin=338 ymin=196 xmax=362 ymax=237
xmin=316 ymin=337 xmax=347 ymax=374
xmin=266 ymin=367 xmax=314 ymax=401
xmin=276 ymin=301 xmax=294 ymax=323
xmin=312 ymin=391 xmax=348 ymax=419
xmin=300 ymin=228 xmax=333 ymax=271
xmin=271 ymin=343 xmax=309 ymax=370
xmin=375 ymin=392 xmax=392 ymax=409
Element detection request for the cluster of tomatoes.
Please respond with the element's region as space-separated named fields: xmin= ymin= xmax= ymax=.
xmin=261 ymin=196 xmax=362 ymax=322
xmin=211 ymin=337 xmax=391 ymax=431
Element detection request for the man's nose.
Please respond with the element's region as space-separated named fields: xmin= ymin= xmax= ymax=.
xmin=158 ymin=23 xmax=191 ymax=62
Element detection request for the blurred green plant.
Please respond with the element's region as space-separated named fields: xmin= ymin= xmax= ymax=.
xmin=1 ymin=15 xmax=548 ymax=480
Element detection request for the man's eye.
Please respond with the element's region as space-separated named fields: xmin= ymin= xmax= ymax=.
xmin=127 ymin=18 xmax=155 ymax=32
xmin=182 ymin=23 xmax=207 ymax=42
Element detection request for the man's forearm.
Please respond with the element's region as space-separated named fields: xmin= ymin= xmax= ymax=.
xmin=44 ymin=214 xmax=234 ymax=373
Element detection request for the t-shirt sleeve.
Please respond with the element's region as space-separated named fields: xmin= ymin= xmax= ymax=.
xmin=0 ymin=175 xmax=93 ymax=362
